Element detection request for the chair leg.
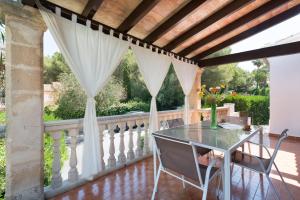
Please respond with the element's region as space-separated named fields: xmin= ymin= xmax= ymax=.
xmin=202 ymin=178 xmax=210 ymax=200
xmin=216 ymin=170 xmax=224 ymax=200
xmin=181 ymin=175 xmax=186 ymax=189
xmin=151 ymin=166 xmax=162 ymax=200
xmin=248 ymin=142 xmax=251 ymax=154
xmin=273 ymin=163 xmax=295 ymax=200
xmin=266 ymin=174 xmax=280 ymax=200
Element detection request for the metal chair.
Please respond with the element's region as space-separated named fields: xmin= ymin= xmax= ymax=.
xmin=231 ymin=129 xmax=294 ymax=200
xmin=166 ymin=118 xmax=212 ymax=157
xmin=152 ymin=134 xmax=223 ymax=200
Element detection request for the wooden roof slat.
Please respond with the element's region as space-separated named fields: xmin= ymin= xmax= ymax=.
xmin=192 ymin=4 xmax=300 ymax=60
xmin=178 ymin=0 xmax=291 ymax=56
xmin=82 ymin=0 xmax=104 ymax=19
xmin=163 ymin=0 xmax=253 ymax=51
xmin=197 ymin=41 xmax=300 ymax=67
xmin=144 ymin=0 xmax=207 ymax=43
xmin=117 ymin=0 xmax=160 ymax=33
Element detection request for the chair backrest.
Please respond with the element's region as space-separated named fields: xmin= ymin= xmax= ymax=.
xmin=153 ymin=135 xmax=203 ymax=186
xmin=267 ymin=129 xmax=288 ymax=173
xmin=225 ymin=116 xmax=248 ymax=125
xmin=166 ymin=118 xmax=184 ymax=129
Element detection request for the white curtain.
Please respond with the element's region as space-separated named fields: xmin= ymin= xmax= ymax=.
xmin=172 ymin=58 xmax=198 ymax=124
xmin=131 ymin=45 xmax=171 ymax=134
xmin=39 ymin=8 xmax=129 ymax=179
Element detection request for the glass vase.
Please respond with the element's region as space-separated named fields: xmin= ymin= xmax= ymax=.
xmin=210 ymin=103 xmax=218 ymax=129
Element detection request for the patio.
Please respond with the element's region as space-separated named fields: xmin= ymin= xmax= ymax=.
xmin=50 ymin=135 xmax=300 ymax=200
xmin=1 ymin=0 xmax=300 ymax=200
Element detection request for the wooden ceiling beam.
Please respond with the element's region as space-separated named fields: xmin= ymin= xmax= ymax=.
xmin=144 ymin=0 xmax=207 ymax=43
xmin=192 ymin=5 xmax=300 ymax=60
xmin=178 ymin=0 xmax=291 ymax=56
xmin=82 ymin=0 xmax=104 ymax=19
xmin=117 ymin=0 xmax=160 ymax=33
xmin=197 ymin=41 xmax=300 ymax=67
xmin=163 ymin=0 xmax=253 ymax=51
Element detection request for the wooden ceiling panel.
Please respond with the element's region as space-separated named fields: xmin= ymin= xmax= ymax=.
xmin=128 ymin=0 xmax=188 ymax=40
xmin=48 ymin=0 xmax=88 ymax=14
xmin=154 ymin=0 xmax=232 ymax=47
xmin=188 ymin=0 xmax=300 ymax=58
xmin=93 ymin=0 xmax=141 ymax=28
xmin=172 ymin=0 xmax=269 ymax=54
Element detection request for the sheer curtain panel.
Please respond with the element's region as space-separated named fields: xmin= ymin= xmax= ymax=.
xmin=172 ymin=59 xmax=198 ymax=124
xmin=131 ymin=45 xmax=171 ymax=134
xmin=39 ymin=8 xmax=129 ymax=179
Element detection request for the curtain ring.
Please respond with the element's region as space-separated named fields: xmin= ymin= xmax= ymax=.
xmin=86 ymin=20 xmax=91 ymax=28
xmin=71 ymin=14 xmax=77 ymax=22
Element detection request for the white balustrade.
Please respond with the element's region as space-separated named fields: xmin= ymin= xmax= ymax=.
xmin=43 ymin=107 xmax=235 ymax=196
xmin=135 ymin=120 xmax=143 ymax=157
xmin=107 ymin=123 xmax=116 ymax=168
xmin=51 ymin=131 xmax=63 ymax=189
xmin=118 ymin=122 xmax=126 ymax=165
xmin=68 ymin=128 xmax=78 ymax=182
xmin=127 ymin=121 xmax=135 ymax=160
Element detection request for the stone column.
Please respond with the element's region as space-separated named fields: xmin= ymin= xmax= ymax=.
xmin=1 ymin=2 xmax=46 ymax=200
xmin=189 ymin=68 xmax=204 ymax=123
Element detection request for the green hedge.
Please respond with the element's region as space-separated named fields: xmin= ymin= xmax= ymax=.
xmin=55 ymin=100 xmax=150 ymax=120
xmin=222 ymin=95 xmax=269 ymax=125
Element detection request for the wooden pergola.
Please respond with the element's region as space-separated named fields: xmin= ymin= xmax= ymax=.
xmin=22 ymin=0 xmax=300 ymax=67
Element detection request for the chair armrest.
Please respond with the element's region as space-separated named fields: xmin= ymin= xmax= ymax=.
xmin=247 ymin=141 xmax=272 ymax=158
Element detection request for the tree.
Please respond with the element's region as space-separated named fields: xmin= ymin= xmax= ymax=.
xmin=228 ymin=66 xmax=253 ymax=93
xmin=43 ymin=52 xmax=70 ymax=84
xmin=201 ymin=48 xmax=236 ymax=88
xmin=251 ymin=59 xmax=269 ymax=94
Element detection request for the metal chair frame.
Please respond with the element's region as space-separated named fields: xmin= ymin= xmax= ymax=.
xmin=151 ymin=135 xmax=223 ymax=200
xmin=232 ymin=129 xmax=294 ymax=200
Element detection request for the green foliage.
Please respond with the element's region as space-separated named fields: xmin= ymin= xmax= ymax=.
xmin=0 ymin=139 xmax=5 ymax=199
xmin=114 ymin=50 xmax=151 ymax=102
xmin=157 ymin=65 xmax=184 ymax=110
xmin=97 ymin=100 xmax=150 ymax=116
xmin=223 ymin=95 xmax=269 ymax=125
xmin=202 ymin=48 xmax=237 ymax=88
xmin=55 ymin=72 xmax=125 ymax=119
xmin=43 ymin=52 xmax=70 ymax=84
xmin=228 ymin=66 xmax=254 ymax=93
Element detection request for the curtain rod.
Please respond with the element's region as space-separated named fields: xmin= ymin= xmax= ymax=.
xmin=32 ymin=0 xmax=198 ymax=65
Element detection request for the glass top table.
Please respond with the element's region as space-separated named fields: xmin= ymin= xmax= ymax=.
xmin=152 ymin=122 xmax=263 ymax=200
xmin=153 ymin=122 xmax=261 ymax=152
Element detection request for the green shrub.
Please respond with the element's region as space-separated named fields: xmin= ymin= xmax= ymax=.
xmin=0 ymin=139 xmax=5 ymax=199
xmin=97 ymin=101 xmax=150 ymax=116
xmin=55 ymin=73 xmax=125 ymax=120
xmin=222 ymin=95 xmax=269 ymax=125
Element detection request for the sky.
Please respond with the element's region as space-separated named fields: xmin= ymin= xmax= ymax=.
xmin=43 ymin=14 xmax=300 ymax=72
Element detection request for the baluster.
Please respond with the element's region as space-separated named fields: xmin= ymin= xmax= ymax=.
xmin=51 ymin=131 xmax=62 ymax=189
xmin=143 ymin=120 xmax=150 ymax=155
xmin=135 ymin=120 xmax=143 ymax=157
xmin=127 ymin=121 xmax=135 ymax=160
xmin=118 ymin=122 xmax=126 ymax=165
xmin=108 ymin=124 xmax=116 ymax=168
xmin=99 ymin=125 xmax=105 ymax=171
xmin=68 ymin=128 xmax=79 ymax=182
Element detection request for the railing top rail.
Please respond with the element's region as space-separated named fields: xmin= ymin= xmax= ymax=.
xmin=44 ymin=109 xmax=185 ymax=132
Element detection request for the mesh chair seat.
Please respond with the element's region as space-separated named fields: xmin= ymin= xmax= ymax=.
xmin=232 ymin=150 xmax=271 ymax=173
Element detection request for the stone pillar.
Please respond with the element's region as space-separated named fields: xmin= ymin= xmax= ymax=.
xmin=1 ymin=2 xmax=46 ymax=200
xmin=189 ymin=68 xmax=204 ymax=123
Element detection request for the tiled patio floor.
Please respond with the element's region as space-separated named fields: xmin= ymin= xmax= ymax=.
xmin=51 ymin=135 xmax=300 ymax=200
